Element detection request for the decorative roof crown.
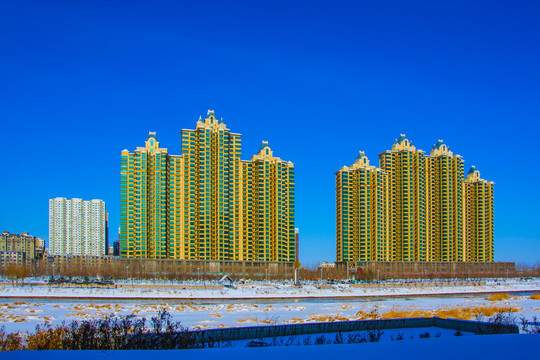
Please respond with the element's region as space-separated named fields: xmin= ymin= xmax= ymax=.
xmin=259 ymin=140 xmax=270 ymax=151
xmin=205 ymin=109 xmax=216 ymax=119
xmin=432 ymin=139 xmax=445 ymax=150
xmin=356 ymin=151 xmax=367 ymax=161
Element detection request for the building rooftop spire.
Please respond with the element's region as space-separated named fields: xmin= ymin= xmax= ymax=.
xmin=432 ymin=139 xmax=445 ymax=150
xmin=356 ymin=150 xmax=367 ymax=161
xmin=259 ymin=140 xmax=270 ymax=151
xmin=206 ymin=109 xmax=216 ymax=119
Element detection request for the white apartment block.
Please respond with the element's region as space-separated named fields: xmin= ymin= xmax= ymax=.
xmin=49 ymin=197 xmax=107 ymax=256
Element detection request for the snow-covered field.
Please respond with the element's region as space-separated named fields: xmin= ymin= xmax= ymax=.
xmin=0 ymin=279 xmax=539 ymax=334
xmin=2 ymin=334 xmax=540 ymax=359
xmin=1 ymin=278 xmax=539 ymax=300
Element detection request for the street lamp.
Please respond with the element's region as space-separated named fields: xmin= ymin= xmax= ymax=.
xmin=126 ymin=265 xmax=129 ymax=280
xmin=265 ymin=269 xmax=268 ymax=283
xmin=320 ymin=268 xmax=323 ymax=283
xmin=377 ymin=269 xmax=380 ymax=283
xmin=197 ymin=267 xmax=200 ymax=282
xmin=52 ymin=263 xmax=55 ymax=278
xmin=468 ymin=269 xmax=470 ymax=281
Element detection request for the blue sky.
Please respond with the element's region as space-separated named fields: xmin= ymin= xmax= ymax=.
xmin=1 ymin=0 xmax=539 ymax=266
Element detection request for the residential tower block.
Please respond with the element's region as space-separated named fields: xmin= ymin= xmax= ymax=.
xmin=336 ymin=135 xmax=494 ymax=263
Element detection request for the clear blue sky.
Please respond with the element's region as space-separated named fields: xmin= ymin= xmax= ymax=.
xmin=1 ymin=1 xmax=539 ymax=266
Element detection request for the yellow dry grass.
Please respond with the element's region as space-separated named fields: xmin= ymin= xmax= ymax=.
xmin=530 ymin=293 xmax=540 ymax=300
xmin=352 ymin=308 xmax=381 ymax=320
xmin=306 ymin=313 xmax=349 ymax=322
xmin=486 ymin=293 xmax=511 ymax=301
xmin=380 ymin=307 xmax=431 ymax=319
xmin=347 ymin=303 xmax=521 ymax=321
xmin=283 ymin=317 xmax=304 ymax=324
xmin=6 ymin=314 xmax=27 ymax=322
xmin=236 ymin=318 xmax=258 ymax=323
xmin=376 ymin=304 xmax=520 ymax=320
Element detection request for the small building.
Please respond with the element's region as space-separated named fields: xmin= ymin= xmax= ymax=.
xmin=1 ymin=232 xmax=36 ymax=260
xmin=319 ymin=261 xmax=335 ymax=268
xmin=0 ymin=250 xmax=26 ymax=266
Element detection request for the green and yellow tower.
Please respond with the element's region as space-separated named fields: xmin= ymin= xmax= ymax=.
xmin=121 ymin=133 xmax=171 ymax=258
xmin=379 ymin=135 xmax=427 ymax=261
xmin=464 ymin=166 xmax=494 ymax=262
xmin=336 ymin=151 xmax=389 ymax=262
xmin=427 ymin=140 xmax=465 ymax=262
xmin=120 ymin=110 xmax=295 ymax=261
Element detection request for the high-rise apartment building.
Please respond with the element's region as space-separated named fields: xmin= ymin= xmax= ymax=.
xmin=336 ymin=152 xmax=389 ymax=262
xmin=295 ymin=228 xmax=299 ymax=261
xmin=121 ymin=110 xmax=295 ymax=261
xmin=336 ymin=135 xmax=493 ymax=263
xmin=49 ymin=197 xmax=107 ymax=256
xmin=464 ymin=166 xmax=494 ymax=262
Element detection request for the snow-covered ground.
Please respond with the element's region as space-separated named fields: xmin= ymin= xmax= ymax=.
xmin=228 ymin=327 xmax=474 ymax=347
xmin=2 ymin=334 xmax=539 ymax=359
xmin=1 ymin=278 xmax=538 ymax=300
xmin=0 ymin=279 xmax=538 ymax=334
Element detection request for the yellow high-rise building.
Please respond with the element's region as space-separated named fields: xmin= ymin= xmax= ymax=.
xmin=427 ymin=140 xmax=465 ymax=262
xmin=464 ymin=166 xmax=494 ymax=262
xmin=336 ymin=152 xmax=389 ymax=262
xmin=121 ymin=110 xmax=295 ymax=261
xmin=336 ymin=135 xmax=493 ymax=263
xmin=379 ymin=135 xmax=427 ymax=261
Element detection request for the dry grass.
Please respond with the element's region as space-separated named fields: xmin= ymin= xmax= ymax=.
xmin=236 ymin=318 xmax=258 ymax=323
xmin=486 ymin=293 xmax=511 ymax=301
xmin=283 ymin=317 xmax=304 ymax=324
xmin=5 ymin=314 xmax=27 ymax=322
xmin=306 ymin=313 xmax=350 ymax=322
xmin=530 ymin=293 xmax=540 ymax=300
xmin=352 ymin=308 xmax=381 ymax=320
xmin=349 ymin=303 xmax=521 ymax=321
xmin=380 ymin=307 xmax=431 ymax=319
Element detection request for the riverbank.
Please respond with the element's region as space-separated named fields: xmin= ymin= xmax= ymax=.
xmin=0 ymin=279 xmax=538 ymax=301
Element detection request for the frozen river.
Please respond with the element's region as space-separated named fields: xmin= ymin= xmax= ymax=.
xmin=1 ymin=291 xmax=539 ymax=334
